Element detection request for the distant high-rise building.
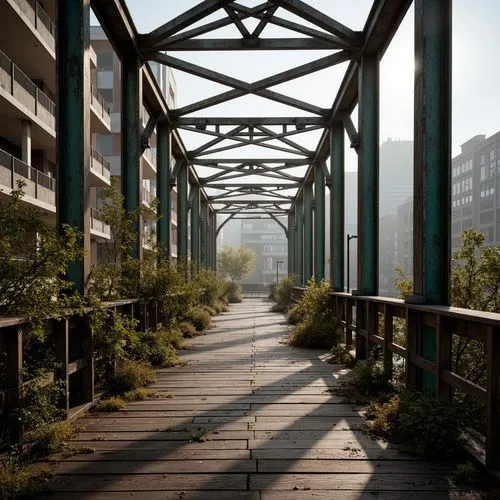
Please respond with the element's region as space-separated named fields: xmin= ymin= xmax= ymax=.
xmin=240 ymin=219 xmax=288 ymax=286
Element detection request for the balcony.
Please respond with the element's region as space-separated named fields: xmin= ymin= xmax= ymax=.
xmin=90 ymin=148 xmax=111 ymax=187
xmin=9 ymin=0 xmax=55 ymax=53
xmin=142 ymin=187 xmax=157 ymax=217
xmin=90 ymin=85 xmax=111 ymax=133
xmin=90 ymin=208 xmax=110 ymax=240
xmin=0 ymin=148 xmax=55 ymax=211
xmin=0 ymin=49 xmax=56 ymax=136
xmin=143 ymin=223 xmax=157 ymax=252
xmin=142 ymin=148 xmax=157 ymax=179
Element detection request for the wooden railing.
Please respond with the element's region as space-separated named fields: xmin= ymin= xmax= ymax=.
xmin=0 ymin=299 xmax=160 ymax=443
xmin=292 ymin=287 xmax=500 ymax=470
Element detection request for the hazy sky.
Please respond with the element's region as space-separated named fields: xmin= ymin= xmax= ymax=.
xmin=115 ymin=0 xmax=500 ymax=172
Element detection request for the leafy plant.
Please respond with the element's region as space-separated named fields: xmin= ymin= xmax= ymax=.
xmin=271 ymin=274 xmax=296 ymax=313
xmin=289 ymin=321 xmax=341 ymax=349
xmin=92 ymin=397 xmax=125 ymax=412
xmin=107 ymin=360 xmax=156 ymax=396
xmin=217 ymin=245 xmax=256 ymax=283
xmin=225 ymin=281 xmax=243 ymax=303
xmin=366 ymin=389 xmax=465 ymax=459
xmin=185 ymin=307 xmax=212 ymax=332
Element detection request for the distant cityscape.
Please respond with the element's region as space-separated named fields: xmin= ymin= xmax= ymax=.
xmin=220 ymin=133 xmax=500 ymax=296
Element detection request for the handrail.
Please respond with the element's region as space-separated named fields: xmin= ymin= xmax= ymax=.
xmin=14 ymin=0 xmax=55 ymax=51
xmin=0 ymin=147 xmax=56 ymax=194
xmin=91 ymin=84 xmax=111 ymax=117
xmin=90 ymin=148 xmax=111 ymax=179
xmin=291 ymin=286 xmax=500 ymax=469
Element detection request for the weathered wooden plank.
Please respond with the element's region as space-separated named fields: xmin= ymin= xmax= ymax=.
xmin=48 ymin=473 xmax=249 ymax=492
xmin=248 ymin=439 xmax=389 ymax=450
xmin=48 ymin=492 xmax=259 ymax=500
xmin=249 ymin=473 xmax=454 ymax=490
xmin=78 ymin=430 xmax=254 ymax=441
xmin=50 ymin=459 xmax=257 ymax=474
xmin=70 ymin=440 xmax=249 ymax=451
xmin=261 ymin=492 xmax=480 ymax=500
xmin=251 ymin=448 xmax=419 ymax=460
xmin=80 ymin=420 xmax=249 ymax=432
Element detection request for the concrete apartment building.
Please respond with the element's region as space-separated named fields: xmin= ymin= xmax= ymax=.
xmin=0 ymin=0 xmax=113 ymax=264
xmin=90 ymin=26 xmax=179 ymax=261
xmin=240 ymin=219 xmax=288 ymax=287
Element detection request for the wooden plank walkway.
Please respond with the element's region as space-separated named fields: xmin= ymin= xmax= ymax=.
xmin=44 ymin=299 xmax=478 ymax=499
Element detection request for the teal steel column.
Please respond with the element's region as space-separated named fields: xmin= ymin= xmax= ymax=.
xmin=314 ymin=163 xmax=325 ymax=282
xmin=413 ymin=0 xmax=452 ymax=391
xmin=413 ymin=0 xmax=451 ymax=305
xmin=287 ymin=210 xmax=296 ymax=275
xmin=200 ymin=200 xmax=208 ymax=267
xmin=331 ymin=123 xmax=345 ymax=291
xmin=56 ymin=0 xmax=91 ymax=294
xmin=296 ymin=199 xmax=304 ymax=285
xmin=177 ymin=161 xmax=188 ymax=262
xmin=357 ymin=54 xmax=379 ymax=295
xmin=121 ymin=50 xmax=142 ymax=260
xmin=191 ymin=184 xmax=200 ymax=264
xmin=303 ymin=182 xmax=314 ymax=283
xmin=156 ymin=121 xmax=171 ymax=260
xmin=208 ymin=210 xmax=216 ymax=270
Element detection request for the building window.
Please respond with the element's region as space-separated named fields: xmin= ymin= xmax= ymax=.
xmin=97 ymin=52 xmax=114 ymax=71
xmin=96 ymin=134 xmax=113 ymax=156
xmin=243 ymin=223 xmax=253 ymax=230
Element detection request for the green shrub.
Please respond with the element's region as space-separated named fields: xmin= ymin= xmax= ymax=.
xmin=366 ymin=389 xmax=465 ymax=459
xmin=337 ymin=357 xmax=393 ymax=403
xmin=194 ymin=268 xmax=227 ymax=308
xmin=178 ymin=320 xmax=198 ymax=338
xmin=24 ymin=421 xmax=78 ymax=460
xmin=329 ymin=344 xmax=357 ymax=368
xmin=108 ymin=360 xmax=156 ymax=396
xmin=0 ymin=462 xmax=51 ymax=499
xmin=272 ymin=274 xmax=296 ymax=312
xmin=185 ymin=307 xmax=212 ymax=331
xmin=200 ymin=304 xmax=217 ymax=316
xmin=225 ymin=282 xmax=243 ymax=303
xmin=287 ymin=278 xmax=332 ymax=326
xmin=123 ymin=388 xmax=155 ymax=402
xmin=289 ymin=321 xmax=341 ymax=349
xmin=212 ymin=300 xmax=228 ymax=314
xmin=93 ymin=397 xmax=125 ymax=412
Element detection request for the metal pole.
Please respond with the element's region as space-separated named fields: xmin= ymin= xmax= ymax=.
xmin=177 ymin=161 xmax=188 ymax=262
xmin=157 ymin=121 xmax=171 ymax=260
xmin=296 ymin=199 xmax=304 ymax=285
xmin=314 ymin=163 xmax=325 ymax=282
xmin=357 ymin=54 xmax=379 ymax=296
xmin=303 ymin=182 xmax=313 ymax=282
xmin=56 ymin=0 xmax=91 ymax=294
xmin=121 ymin=50 xmax=142 ymax=261
xmin=191 ymin=184 xmax=200 ymax=265
xmin=347 ymin=234 xmax=357 ymax=293
xmin=331 ymin=123 xmax=345 ymax=291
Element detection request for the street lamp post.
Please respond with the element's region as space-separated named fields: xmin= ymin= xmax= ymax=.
xmin=347 ymin=234 xmax=358 ymax=293
xmin=276 ymin=259 xmax=284 ymax=285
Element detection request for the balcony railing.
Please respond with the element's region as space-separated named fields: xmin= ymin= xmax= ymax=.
xmin=0 ymin=148 xmax=55 ymax=206
xmin=90 ymin=84 xmax=111 ymax=123
xmin=142 ymin=187 xmax=156 ymax=206
xmin=0 ymin=49 xmax=56 ymax=130
xmin=13 ymin=0 xmax=55 ymax=52
xmin=90 ymin=208 xmax=110 ymax=237
xmin=90 ymin=148 xmax=111 ymax=180
xmin=142 ymin=147 xmax=156 ymax=168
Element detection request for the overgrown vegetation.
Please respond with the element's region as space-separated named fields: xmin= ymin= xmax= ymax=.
xmin=217 ymin=245 xmax=256 ymax=283
xmin=365 ymin=389 xmax=465 ymax=459
xmin=225 ymin=281 xmax=243 ymax=303
xmin=270 ymin=274 xmax=296 ymax=313
xmin=287 ymin=278 xmax=341 ymax=349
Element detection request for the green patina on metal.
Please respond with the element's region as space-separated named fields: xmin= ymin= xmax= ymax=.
xmin=121 ymin=51 xmax=142 ymax=260
xmin=156 ymin=122 xmax=171 ymax=259
xmin=56 ymin=0 xmax=90 ymax=294
xmin=177 ymin=161 xmax=188 ymax=261
xmin=303 ymin=182 xmax=314 ymax=283
xmin=288 ymin=211 xmax=296 ymax=275
xmin=314 ymin=163 xmax=325 ymax=282
xmin=358 ymin=54 xmax=379 ymax=295
xmin=421 ymin=325 xmax=437 ymax=391
xmin=331 ymin=124 xmax=345 ymax=292
xmin=191 ymin=184 xmax=200 ymax=263
xmin=296 ymin=200 xmax=304 ymax=285
xmin=200 ymin=201 xmax=208 ymax=268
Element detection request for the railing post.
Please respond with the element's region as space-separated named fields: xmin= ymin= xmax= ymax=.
xmin=383 ymin=304 xmax=393 ymax=378
xmin=406 ymin=308 xmax=419 ymax=389
xmin=345 ymin=298 xmax=353 ymax=347
xmin=54 ymin=319 xmax=70 ymax=417
xmin=6 ymin=325 xmax=23 ymax=443
xmin=486 ymin=325 xmax=500 ymax=470
xmin=435 ymin=315 xmax=452 ymax=401
xmin=355 ymin=300 xmax=367 ymax=359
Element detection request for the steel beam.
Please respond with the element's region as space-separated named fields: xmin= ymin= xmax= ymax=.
xmin=157 ymin=121 xmax=171 ymax=259
xmin=191 ymin=183 xmax=201 ymax=264
xmin=330 ymin=123 xmax=345 ymax=291
xmin=356 ymin=54 xmax=379 ymax=296
xmin=200 ymin=200 xmax=208 ymax=268
xmin=177 ymin=117 xmax=325 ymax=126
xmin=295 ymin=199 xmax=304 ymax=285
xmin=314 ymin=163 xmax=325 ymax=282
xmin=288 ymin=210 xmax=296 ymax=275
xmin=177 ymin=160 xmax=189 ymax=262
xmin=121 ymin=51 xmax=143 ymax=260
xmin=303 ymin=182 xmax=314 ymax=283
xmin=56 ymin=0 xmax=91 ymax=294
xmin=411 ymin=0 xmax=452 ymax=395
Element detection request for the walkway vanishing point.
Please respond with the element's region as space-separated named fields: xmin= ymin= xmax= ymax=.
xmin=44 ymin=299 xmax=477 ymax=499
